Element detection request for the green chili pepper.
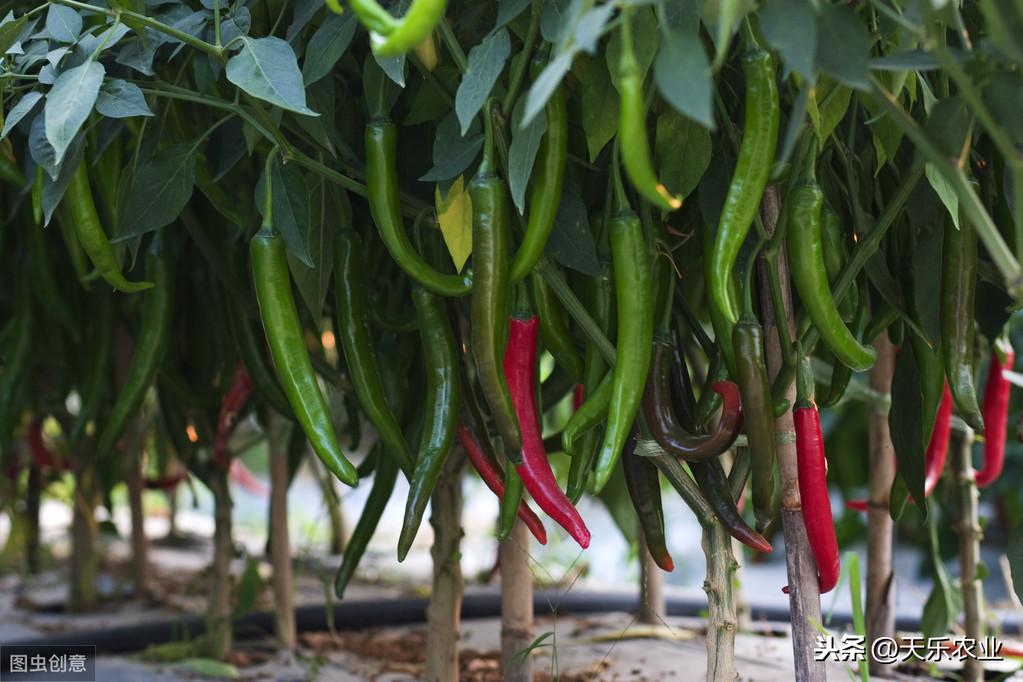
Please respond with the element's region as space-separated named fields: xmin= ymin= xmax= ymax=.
xmin=335 ymin=229 xmax=414 ymax=477
xmin=594 ymin=210 xmax=654 ymax=492
xmin=70 ymin=292 xmax=114 ymax=445
xmin=622 ymin=431 xmax=674 ymax=572
xmin=95 ymin=237 xmax=174 ymax=461
xmin=732 ymin=316 xmax=777 ymax=532
xmin=616 ymin=9 xmax=681 ymax=212
xmin=820 ymin=207 xmax=858 ymax=321
xmin=941 ymin=216 xmax=984 ymax=432
xmin=691 ymin=458 xmax=773 ymax=553
xmin=348 ymin=0 xmax=446 ymax=57
xmin=0 ymin=302 xmax=33 ymax=446
xmin=334 ymin=454 xmax=398 ymax=597
xmin=470 ymin=108 xmax=522 ymax=458
xmin=787 ymin=181 xmax=876 ymax=372
xmin=251 ymin=224 xmax=358 ymax=487
xmin=863 ymin=303 xmax=899 ymax=344
xmin=707 ymin=24 xmax=779 ymax=342
xmin=820 ymin=302 xmax=869 ymax=408
xmin=509 ymin=76 xmax=567 ymax=282
xmin=397 ymin=286 xmax=460 ymax=561
xmin=64 ymin=161 xmax=152 ymax=293
xmin=366 ymin=121 xmax=472 ymax=297
xmin=27 ymin=210 xmax=79 ymax=341
xmin=498 ymin=458 xmax=526 ymax=540
xmin=530 ymin=271 xmax=583 ymax=380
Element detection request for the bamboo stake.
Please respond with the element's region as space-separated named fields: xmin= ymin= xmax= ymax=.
xmin=954 ymin=425 xmax=983 ymax=682
xmin=269 ymin=413 xmax=296 ymax=651
xmin=500 ymin=519 xmax=534 ymax=682
xmin=426 ymin=450 xmax=464 ymax=681
xmin=867 ymin=333 xmax=896 ymax=677
xmin=638 ymin=530 xmax=665 ymax=625
xmin=756 ymin=186 xmax=826 ymax=681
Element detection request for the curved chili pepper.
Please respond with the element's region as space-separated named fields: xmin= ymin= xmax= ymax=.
xmin=925 ymin=382 xmax=953 ymax=496
xmin=616 ymin=11 xmax=681 ymax=212
xmin=510 ymin=76 xmax=567 ymax=282
xmin=505 ymin=315 xmax=590 ymax=547
xmin=707 ymin=26 xmax=779 ymax=337
xmin=69 ymin=292 xmax=114 ymax=445
xmin=794 ymin=403 xmax=840 ymax=593
xmin=530 ymin=272 xmax=583 ymax=380
xmin=732 ymin=316 xmax=777 ymax=532
xmin=787 ymin=181 xmax=876 ymax=371
xmin=691 ymin=458 xmax=773 ymax=553
xmin=469 ymin=117 xmax=522 ymax=458
xmin=977 ymin=345 xmax=1014 ymax=488
xmin=335 ymin=230 xmax=414 ymax=477
xmin=95 ymin=239 xmax=174 ymax=461
xmin=348 ymin=0 xmax=446 ymax=57
xmin=397 ymin=287 xmax=461 ymax=560
xmin=64 ymin=161 xmax=152 ymax=293
xmin=594 ymin=210 xmax=654 ymax=492
xmin=643 ymin=338 xmax=743 ymax=461
xmin=334 ymin=454 xmax=398 ymax=598
xmin=251 ymin=227 xmax=358 ymax=487
xmin=457 ymin=425 xmax=547 ymax=544
xmin=820 ymin=207 xmax=858 ymax=321
xmin=622 ymin=432 xmax=673 ymax=572
xmin=212 ymin=363 xmax=254 ymax=469
xmin=366 ymin=121 xmax=472 ymax=297
xmin=941 ymin=217 xmax=984 ymax=432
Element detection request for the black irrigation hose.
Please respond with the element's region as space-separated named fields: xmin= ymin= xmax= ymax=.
xmin=1 ymin=590 xmax=935 ymax=654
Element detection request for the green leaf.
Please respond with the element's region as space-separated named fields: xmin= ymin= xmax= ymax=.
xmin=1 ymin=92 xmax=42 ymax=140
xmin=507 ymin=99 xmax=546 ymax=214
xmin=546 ymin=182 xmax=599 ymax=276
xmin=496 ymin=0 xmax=531 ymax=30
xmin=760 ymin=0 xmax=816 ymax=80
xmin=373 ymin=52 xmax=406 ymax=87
xmin=521 ymin=49 xmax=574 ymax=127
xmin=709 ymin=0 xmax=755 ymax=69
xmin=655 ymin=111 xmax=711 ymax=198
xmin=815 ymin=3 xmax=872 ymax=91
xmin=226 ymin=37 xmax=319 ymax=116
xmin=194 ymin=159 xmax=244 ymax=228
xmin=45 ymin=5 xmax=82 ymax=43
xmin=44 ymin=61 xmax=105 ymax=166
xmin=0 ymin=14 xmax=27 ymax=57
xmin=580 ymin=57 xmax=618 ymax=161
xmin=420 ymin=113 xmax=484 ymax=183
xmin=302 ymin=13 xmax=357 ymax=85
xmin=808 ymin=77 xmax=851 ymax=145
xmin=96 ymin=79 xmax=154 ymax=118
xmin=289 ymin=177 xmax=336 ymax=323
xmin=926 ymin=164 xmax=960 ymax=229
xmin=889 ymin=343 xmax=927 ymax=505
xmin=607 ymin=7 xmax=658 ymax=90
xmin=455 ymin=29 xmax=511 ymax=135
xmin=653 ymin=27 xmax=713 ymax=130
xmin=256 ymin=156 xmax=313 ymax=266
xmin=871 ymin=51 xmax=940 ymax=71
xmin=116 ymin=144 xmax=196 ymax=241
xmin=981 ymin=0 xmax=1023 ymax=65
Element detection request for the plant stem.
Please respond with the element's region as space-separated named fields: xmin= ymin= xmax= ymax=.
xmin=501 ymin=0 xmax=541 ymax=116
xmin=438 ymin=18 xmax=468 ymax=74
xmin=637 ymin=529 xmax=665 ymax=625
xmin=535 ymin=256 xmax=616 ymax=365
xmin=51 ymin=0 xmax=225 ymax=60
xmin=500 ymin=519 xmax=534 ymax=682
xmin=269 ymin=413 xmax=296 ymax=652
xmin=866 ymin=333 xmax=896 ymax=677
xmin=954 ymin=424 xmax=983 ymax=682
xmin=703 ymin=519 xmax=738 ymax=682
xmin=426 ymin=449 xmax=464 ymax=682
xmin=205 ymin=468 xmax=233 ymax=659
xmin=756 ymin=185 xmax=826 ymax=682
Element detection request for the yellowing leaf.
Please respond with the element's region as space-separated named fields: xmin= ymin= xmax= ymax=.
xmin=436 ymin=176 xmax=472 ymax=272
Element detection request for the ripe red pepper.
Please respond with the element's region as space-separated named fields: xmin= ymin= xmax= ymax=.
xmin=144 ymin=470 xmax=189 ymax=490
xmin=504 ymin=315 xmax=590 ymax=548
xmin=794 ymin=404 xmax=840 ymax=594
xmin=977 ymin=346 xmax=1014 ymax=488
xmin=457 ymin=425 xmax=547 ymax=545
xmin=213 ymin=362 xmax=255 ymax=469
xmin=924 ymin=382 xmax=953 ymax=496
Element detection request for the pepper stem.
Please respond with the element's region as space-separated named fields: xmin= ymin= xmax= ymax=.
xmin=261 ymin=147 xmax=278 ymax=232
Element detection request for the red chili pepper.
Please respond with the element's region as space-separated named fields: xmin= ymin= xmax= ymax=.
xmin=505 ymin=316 xmax=590 ymax=548
xmin=27 ymin=419 xmax=69 ymax=471
xmin=213 ymin=362 xmax=255 ymax=469
xmin=144 ymin=469 xmax=189 ymax=490
xmin=844 ymin=499 xmax=867 ymax=512
xmin=794 ymin=404 xmax=840 ymax=594
xmin=229 ymin=457 xmax=268 ymax=497
xmin=457 ymin=425 xmax=547 ymax=545
xmin=977 ymin=346 xmax=1014 ymax=489
xmin=924 ymin=382 xmax=953 ymax=496
xmin=573 ymin=383 xmax=584 ymax=411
